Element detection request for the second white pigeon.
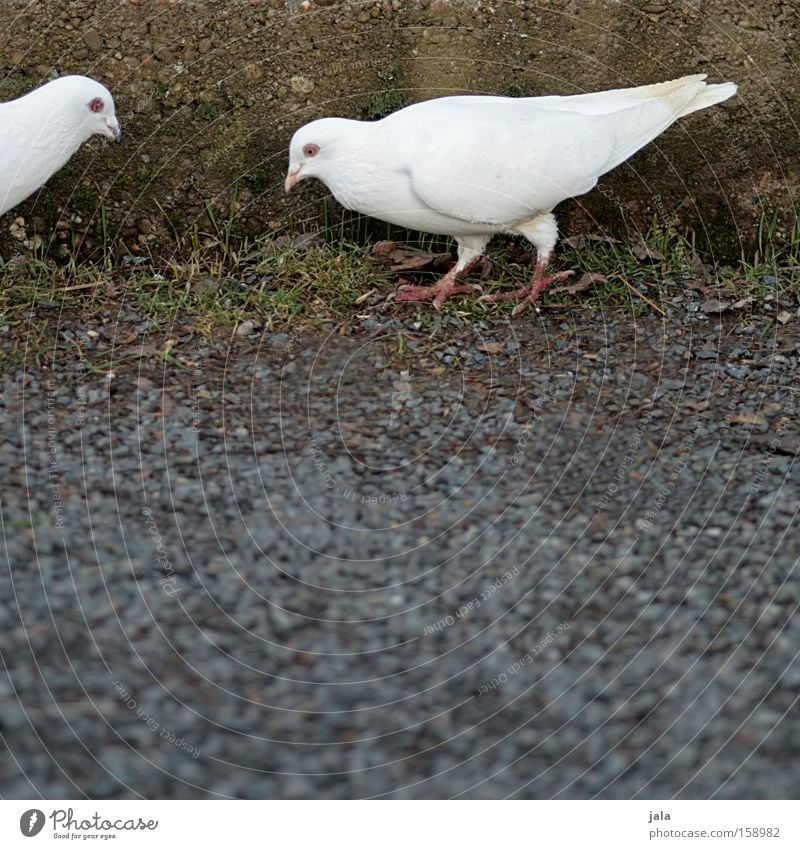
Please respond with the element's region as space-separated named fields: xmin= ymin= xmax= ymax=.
xmin=0 ymin=75 xmax=121 ymax=218
xmin=286 ymin=74 xmax=736 ymax=313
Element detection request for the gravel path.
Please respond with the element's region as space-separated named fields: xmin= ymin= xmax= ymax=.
xmin=1 ymin=303 xmax=798 ymax=799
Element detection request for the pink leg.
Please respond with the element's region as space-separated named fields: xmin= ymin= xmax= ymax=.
xmin=481 ymin=256 xmax=574 ymax=316
xmin=394 ymin=258 xmax=482 ymax=310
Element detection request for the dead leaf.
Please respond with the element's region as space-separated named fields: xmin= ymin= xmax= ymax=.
xmin=776 ymin=310 xmax=793 ymax=325
xmin=562 ymin=233 xmax=620 ymax=250
xmin=732 ymin=297 xmax=755 ymax=310
xmin=476 ymin=257 xmax=493 ymax=279
xmin=369 ymin=240 xmax=398 ymax=260
xmin=390 ymin=252 xmax=451 ymax=272
xmin=371 ymin=241 xmax=453 ymax=273
xmin=476 ymin=340 xmax=504 ymax=354
xmin=689 ymin=278 xmax=729 ymax=296
xmin=631 ymin=235 xmax=664 ymax=262
xmin=550 ymin=272 xmax=607 ymax=295
xmin=729 ymin=413 xmax=767 ymax=426
xmin=690 ymin=250 xmax=709 ymax=277
xmin=684 ymin=400 xmax=710 ymax=411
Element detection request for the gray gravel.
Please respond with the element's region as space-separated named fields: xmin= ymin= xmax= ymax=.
xmin=1 ymin=302 xmax=799 ymax=799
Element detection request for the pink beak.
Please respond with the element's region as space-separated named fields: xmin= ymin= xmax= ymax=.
xmin=284 ymin=167 xmax=302 ymax=193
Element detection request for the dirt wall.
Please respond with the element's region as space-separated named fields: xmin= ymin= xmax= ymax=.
xmin=1 ymin=0 xmax=797 ymax=261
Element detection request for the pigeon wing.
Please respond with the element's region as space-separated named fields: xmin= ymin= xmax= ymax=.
xmin=390 ymin=90 xmax=712 ymax=229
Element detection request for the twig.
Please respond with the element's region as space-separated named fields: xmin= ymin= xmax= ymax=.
xmin=619 ymin=277 xmax=666 ymax=316
xmin=62 ymin=281 xmax=108 ymax=292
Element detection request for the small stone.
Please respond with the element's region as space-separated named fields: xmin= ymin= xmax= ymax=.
xmin=243 ymin=64 xmax=263 ymax=83
xmin=724 ymin=366 xmax=747 ymax=380
xmin=83 ymin=30 xmax=103 ymax=52
xmin=153 ymin=43 xmax=174 ymax=63
xmin=236 ymin=320 xmax=258 ymax=337
xmin=701 ymin=298 xmax=731 ymax=314
xmin=289 ymin=75 xmax=315 ymax=95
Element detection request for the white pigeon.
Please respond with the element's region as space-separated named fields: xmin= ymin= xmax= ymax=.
xmin=0 ymin=75 xmax=121 ymax=217
xmin=285 ymin=74 xmax=736 ymax=313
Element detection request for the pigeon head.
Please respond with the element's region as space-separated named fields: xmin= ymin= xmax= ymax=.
xmin=0 ymin=75 xmax=122 ymax=217
xmin=53 ymin=76 xmax=122 ymax=143
xmin=285 ymin=118 xmax=361 ymax=193
xmin=26 ymin=76 xmax=121 ymax=144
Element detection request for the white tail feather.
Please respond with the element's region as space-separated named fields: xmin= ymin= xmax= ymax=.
xmin=610 ymin=74 xmax=737 ymax=119
xmin=675 ymin=80 xmax=738 ymax=118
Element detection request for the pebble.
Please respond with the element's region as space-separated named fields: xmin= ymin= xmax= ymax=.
xmin=1 ymin=307 xmax=796 ymax=801
xmin=235 ymin=319 xmax=258 ymax=336
xmin=289 ymin=75 xmax=315 ymax=95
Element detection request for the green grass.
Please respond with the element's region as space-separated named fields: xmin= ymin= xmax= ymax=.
xmin=1 ymin=210 xmax=798 ymax=367
xmin=360 ymin=67 xmax=405 ymax=120
xmin=126 ymin=241 xmax=388 ymax=330
xmin=739 ymin=208 xmax=800 ymax=295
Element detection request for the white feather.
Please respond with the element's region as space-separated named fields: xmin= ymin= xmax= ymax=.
xmin=0 ymin=76 xmax=119 ymax=217
xmin=288 ymin=75 xmax=736 ymax=267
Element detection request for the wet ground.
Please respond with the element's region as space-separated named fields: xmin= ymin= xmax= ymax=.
xmin=1 ymin=302 xmax=798 ymax=798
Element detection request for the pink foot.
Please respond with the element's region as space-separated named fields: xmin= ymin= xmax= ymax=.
xmin=480 ymin=270 xmax=574 ymax=315
xmin=396 ymin=281 xmax=482 ymax=310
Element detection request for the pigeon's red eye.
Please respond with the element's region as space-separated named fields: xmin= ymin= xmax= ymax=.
xmin=89 ymin=97 xmax=104 ymax=113
xmin=303 ymin=144 xmax=319 ymax=158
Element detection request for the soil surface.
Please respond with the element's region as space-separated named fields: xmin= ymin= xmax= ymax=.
xmin=1 ymin=302 xmax=798 ymax=799
xmin=3 ymin=0 xmax=798 ymax=259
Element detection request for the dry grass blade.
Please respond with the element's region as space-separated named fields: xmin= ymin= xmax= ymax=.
xmin=61 ymin=280 xmax=108 ymax=292
xmin=619 ymin=277 xmax=666 ymax=316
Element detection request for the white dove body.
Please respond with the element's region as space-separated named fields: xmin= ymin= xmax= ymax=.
xmin=286 ymin=75 xmax=737 ymax=311
xmin=0 ymin=75 xmax=121 ymax=217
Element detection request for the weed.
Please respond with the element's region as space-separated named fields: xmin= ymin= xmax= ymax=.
xmin=361 ymin=67 xmax=405 ymax=120
xmin=0 ymin=208 xmax=797 ymax=367
xmin=739 ymin=208 xmax=800 ymax=296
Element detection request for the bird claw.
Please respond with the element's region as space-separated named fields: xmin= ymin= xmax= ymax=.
xmin=395 ymin=281 xmax=482 ymax=310
xmin=511 ymin=299 xmax=541 ymax=317
xmin=449 ymin=283 xmax=483 ymax=294
xmin=478 ymin=290 xmax=521 ymax=304
xmin=395 ymin=284 xmax=440 ymax=302
xmin=479 ymin=270 xmax=575 ymax=314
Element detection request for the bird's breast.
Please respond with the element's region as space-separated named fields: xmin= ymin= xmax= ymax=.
xmin=324 ymin=168 xmax=499 ymax=237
